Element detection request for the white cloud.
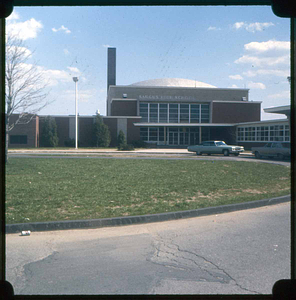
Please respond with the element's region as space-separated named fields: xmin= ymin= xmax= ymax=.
xmin=268 ymin=90 xmax=290 ymax=99
xmin=207 ymin=26 xmax=221 ymax=31
xmin=52 ymin=25 xmax=71 ymax=34
xmin=8 ymin=46 xmax=32 ymax=58
xmin=41 ymin=68 xmax=72 ymax=86
xmin=233 ymin=22 xmax=245 ymax=30
xmin=103 ymin=44 xmax=113 ymax=48
xmin=257 ymin=69 xmax=289 ymax=77
xmin=235 ymin=55 xmax=289 ymax=67
xmin=245 ymin=22 xmax=274 ymax=33
xmin=229 ymin=84 xmax=239 ymax=88
xmin=244 ymin=40 xmax=290 ymax=53
xmin=7 ymin=18 xmax=43 ymax=40
xmin=232 ymin=22 xmax=274 ymax=33
xmin=247 ymin=81 xmax=266 ymax=89
xmin=243 ymin=69 xmax=289 ymax=78
xmin=67 ymin=67 xmax=80 ymax=74
xmin=62 ymin=88 xmax=97 ymax=103
xmin=229 ymin=74 xmax=243 ymax=80
xmin=243 ymin=70 xmax=257 ymax=77
xmin=7 ymin=11 xmax=20 ymax=21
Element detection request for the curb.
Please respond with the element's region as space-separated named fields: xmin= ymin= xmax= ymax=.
xmin=6 ymin=195 xmax=290 ymax=234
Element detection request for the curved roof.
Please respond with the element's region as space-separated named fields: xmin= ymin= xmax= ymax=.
xmin=130 ymin=78 xmax=216 ymax=88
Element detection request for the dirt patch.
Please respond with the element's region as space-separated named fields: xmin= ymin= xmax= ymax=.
xmin=242 ymin=189 xmax=265 ymax=194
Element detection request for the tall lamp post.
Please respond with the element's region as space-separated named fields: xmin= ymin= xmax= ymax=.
xmin=73 ymin=77 xmax=79 ymax=149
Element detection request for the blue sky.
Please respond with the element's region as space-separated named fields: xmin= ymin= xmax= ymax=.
xmin=6 ymin=5 xmax=290 ymax=120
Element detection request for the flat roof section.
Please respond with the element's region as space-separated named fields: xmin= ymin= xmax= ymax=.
xmin=264 ymin=105 xmax=290 ymax=116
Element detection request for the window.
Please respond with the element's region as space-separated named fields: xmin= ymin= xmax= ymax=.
xmin=169 ymin=104 xmax=178 ymax=123
xmin=201 ymin=104 xmax=210 ymax=123
xmin=238 ymin=124 xmax=289 ymax=142
xmin=149 ymin=103 xmax=158 ymax=123
xmin=285 ymin=125 xmax=290 ymax=141
xmin=190 ymin=104 xmax=200 ymax=123
xmin=140 ymin=127 xmax=148 ymax=141
xmin=159 ymin=104 xmax=168 ymax=123
xmin=140 ymin=103 xmax=148 ymax=122
xmin=10 ymin=135 xmax=27 ymax=144
xmin=180 ymin=104 xmax=189 ymax=123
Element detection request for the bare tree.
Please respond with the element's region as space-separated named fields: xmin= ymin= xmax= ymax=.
xmin=5 ymin=34 xmax=51 ymax=160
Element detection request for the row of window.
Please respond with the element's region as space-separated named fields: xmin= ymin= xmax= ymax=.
xmin=237 ymin=125 xmax=290 ymax=142
xmin=139 ymin=103 xmax=210 ymax=124
xmin=140 ymin=127 xmax=210 ymax=146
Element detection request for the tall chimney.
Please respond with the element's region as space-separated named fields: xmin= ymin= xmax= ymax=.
xmin=107 ymin=48 xmax=116 ymax=91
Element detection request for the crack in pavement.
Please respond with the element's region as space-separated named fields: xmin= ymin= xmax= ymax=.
xmin=170 ymin=241 xmax=260 ymax=294
xmin=148 ymin=232 xmax=259 ymax=294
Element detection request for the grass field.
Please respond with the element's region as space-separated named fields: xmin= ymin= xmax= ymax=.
xmin=5 ymin=157 xmax=290 ymax=224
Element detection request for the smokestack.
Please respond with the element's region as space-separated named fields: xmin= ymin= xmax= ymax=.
xmin=107 ymin=48 xmax=116 ymax=91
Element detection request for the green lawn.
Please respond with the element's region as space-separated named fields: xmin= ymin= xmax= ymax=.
xmin=5 ymin=157 xmax=290 ymax=224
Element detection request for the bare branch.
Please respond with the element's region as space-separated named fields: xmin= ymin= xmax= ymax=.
xmin=5 ymin=33 xmax=52 ymax=131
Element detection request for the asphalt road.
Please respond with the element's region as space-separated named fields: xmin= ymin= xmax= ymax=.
xmin=6 ymin=202 xmax=290 ymax=295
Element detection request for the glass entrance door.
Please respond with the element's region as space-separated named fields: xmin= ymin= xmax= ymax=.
xmin=167 ymin=127 xmax=199 ymax=146
xmin=180 ymin=129 xmax=189 ymax=145
xmin=189 ymin=128 xmax=199 ymax=145
xmin=168 ymin=130 xmax=179 ymax=145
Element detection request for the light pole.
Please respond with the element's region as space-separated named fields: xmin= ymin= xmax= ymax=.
xmin=73 ymin=77 xmax=79 ymax=149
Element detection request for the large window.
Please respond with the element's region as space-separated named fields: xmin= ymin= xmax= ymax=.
xmin=169 ymin=104 xmax=178 ymax=123
xmin=140 ymin=103 xmax=209 ymax=124
xmin=201 ymin=104 xmax=210 ymax=123
xmin=159 ymin=104 xmax=168 ymax=123
xmin=190 ymin=104 xmax=200 ymax=123
xmin=237 ymin=124 xmax=290 ymax=142
xmin=149 ymin=104 xmax=158 ymax=123
xmin=180 ymin=104 xmax=189 ymax=123
xmin=139 ymin=103 xmax=148 ymax=122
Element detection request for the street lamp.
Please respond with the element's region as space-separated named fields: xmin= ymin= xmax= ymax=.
xmin=73 ymin=77 xmax=79 ymax=149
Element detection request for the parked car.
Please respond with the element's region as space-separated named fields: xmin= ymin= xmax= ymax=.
xmin=251 ymin=142 xmax=291 ymax=160
xmin=187 ymin=141 xmax=244 ymax=156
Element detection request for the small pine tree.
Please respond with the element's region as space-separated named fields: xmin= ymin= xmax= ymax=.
xmin=40 ymin=116 xmax=59 ymax=147
xmin=117 ymin=130 xmax=126 ymax=150
xmin=93 ymin=114 xmax=111 ymax=147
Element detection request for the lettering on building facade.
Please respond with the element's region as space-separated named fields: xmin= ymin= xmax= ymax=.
xmin=139 ymin=95 xmax=195 ymax=100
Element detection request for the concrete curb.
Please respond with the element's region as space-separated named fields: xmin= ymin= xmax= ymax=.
xmin=6 ymin=195 xmax=290 ymax=234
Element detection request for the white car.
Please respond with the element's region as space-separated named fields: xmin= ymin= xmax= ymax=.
xmin=188 ymin=140 xmax=244 ymax=156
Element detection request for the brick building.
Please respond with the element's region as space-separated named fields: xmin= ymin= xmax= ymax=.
xmin=7 ymin=48 xmax=289 ymax=149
